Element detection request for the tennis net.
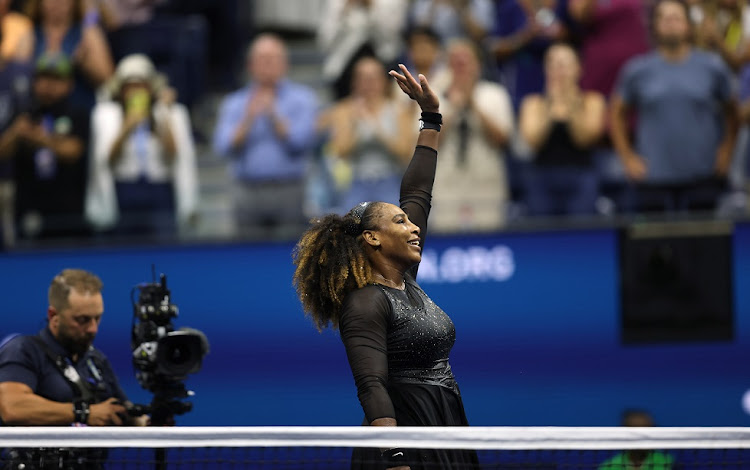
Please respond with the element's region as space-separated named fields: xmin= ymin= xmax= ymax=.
xmin=1 ymin=426 xmax=749 ymax=469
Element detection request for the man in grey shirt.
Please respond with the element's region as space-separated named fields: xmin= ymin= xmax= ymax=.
xmin=610 ymin=0 xmax=737 ymax=213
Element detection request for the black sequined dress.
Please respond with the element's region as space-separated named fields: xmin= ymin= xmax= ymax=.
xmin=339 ymin=146 xmax=479 ymax=470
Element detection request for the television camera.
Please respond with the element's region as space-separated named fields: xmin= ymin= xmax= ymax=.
xmin=129 ymin=271 xmax=209 ymax=425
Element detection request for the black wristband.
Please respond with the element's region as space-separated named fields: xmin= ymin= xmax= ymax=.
xmin=381 ymin=447 xmax=408 ymax=468
xmin=419 ymin=120 xmax=441 ymax=132
xmin=420 ymin=111 xmax=442 ymax=125
xmin=73 ymin=399 xmax=90 ymax=424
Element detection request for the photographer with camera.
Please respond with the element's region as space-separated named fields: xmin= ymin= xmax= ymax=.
xmin=0 ymin=268 xmax=146 ymax=430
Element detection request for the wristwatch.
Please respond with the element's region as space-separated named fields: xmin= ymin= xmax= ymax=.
xmin=73 ymin=398 xmax=90 ymax=424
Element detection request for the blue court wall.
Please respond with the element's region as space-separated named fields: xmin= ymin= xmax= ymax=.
xmin=1 ymin=224 xmax=748 ymax=427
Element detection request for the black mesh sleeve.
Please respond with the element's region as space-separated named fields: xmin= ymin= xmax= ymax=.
xmin=338 ymin=286 xmax=395 ymax=423
xmin=400 ymin=145 xmax=437 ymax=279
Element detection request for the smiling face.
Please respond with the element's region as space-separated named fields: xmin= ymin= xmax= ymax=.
xmin=362 ymin=203 xmax=422 ymax=269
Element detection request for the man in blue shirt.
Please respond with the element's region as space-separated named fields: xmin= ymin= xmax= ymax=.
xmin=213 ymin=33 xmax=319 ymax=240
xmin=610 ymin=0 xmax=737 ymax=213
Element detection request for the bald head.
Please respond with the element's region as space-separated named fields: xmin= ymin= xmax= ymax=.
xmin=247 ymin=34 xmax=288 ymax=87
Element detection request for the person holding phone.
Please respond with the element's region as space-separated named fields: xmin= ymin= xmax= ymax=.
xmin=86 ymin=53 xmax=198 ymax=238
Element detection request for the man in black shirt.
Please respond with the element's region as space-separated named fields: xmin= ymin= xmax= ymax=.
xmin=0 ymin=269 xmax=144 ymax=467
xmin=0 ymin=268 xmax=135 ymax=425
xmin=0 ymin=52 xmax=90 ymax=240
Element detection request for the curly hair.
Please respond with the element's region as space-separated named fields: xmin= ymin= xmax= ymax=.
xmin=292 ymin=202 xmax=385 ymax=331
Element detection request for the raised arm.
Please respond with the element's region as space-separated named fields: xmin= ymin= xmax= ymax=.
xmin=389 ymin=65 xmax=440 ymax=278
xmin=389 ymin=65 xmax=440 ymax=146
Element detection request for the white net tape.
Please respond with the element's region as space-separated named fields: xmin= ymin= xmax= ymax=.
xmin=1 ymin=426 xmax=749 ymax=450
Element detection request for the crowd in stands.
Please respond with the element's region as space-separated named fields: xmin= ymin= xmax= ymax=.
xmin=0 ymin=0 xmax=237 ymax=247
xmin=0 ymin=0 xmax=749 ymax=249
xmin=306 ymin=0 xmax=750 ymax=234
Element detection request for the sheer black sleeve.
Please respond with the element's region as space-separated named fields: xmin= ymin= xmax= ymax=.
xmin=338 ymin=285 xmax=394 ymax=423
xmin=400 ymin=145 xmax=437 ymax=279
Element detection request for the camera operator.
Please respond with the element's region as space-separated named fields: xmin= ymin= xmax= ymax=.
xmin=0 ymin=268 xmax=146 ymax=427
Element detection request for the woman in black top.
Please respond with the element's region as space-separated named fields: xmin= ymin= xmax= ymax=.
xmin=518 ymin=43 xmax=606 ymax=216
xmin=293 ymin=65 xmax=478 ymax=470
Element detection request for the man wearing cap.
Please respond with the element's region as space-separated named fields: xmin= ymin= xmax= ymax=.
xmin=0 ymin=52 xmax=90 ymax=240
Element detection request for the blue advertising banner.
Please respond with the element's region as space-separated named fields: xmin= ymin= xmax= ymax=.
xmin=0 ymin=225 xmax=748 ymax=426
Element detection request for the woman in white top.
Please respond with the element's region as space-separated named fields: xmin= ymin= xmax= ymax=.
xmin=430 ymin=39 xmax=514 ymax=233
xmin=86 ymin=53 xmax=197 ymax=237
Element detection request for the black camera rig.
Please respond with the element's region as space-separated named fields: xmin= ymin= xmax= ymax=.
xmin=129 ymin=271 xmax=209 ymax=426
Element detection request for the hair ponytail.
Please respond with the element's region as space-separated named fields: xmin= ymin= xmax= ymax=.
xmin=293 ymin=213 xmax=373 ymax=331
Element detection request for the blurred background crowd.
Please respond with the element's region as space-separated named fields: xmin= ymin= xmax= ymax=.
xmin=1 ymin=0 xmax=749 ymax=250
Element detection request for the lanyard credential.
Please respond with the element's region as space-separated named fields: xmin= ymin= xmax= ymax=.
xmin=32 ymin=336 xmax=101 ymax=403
